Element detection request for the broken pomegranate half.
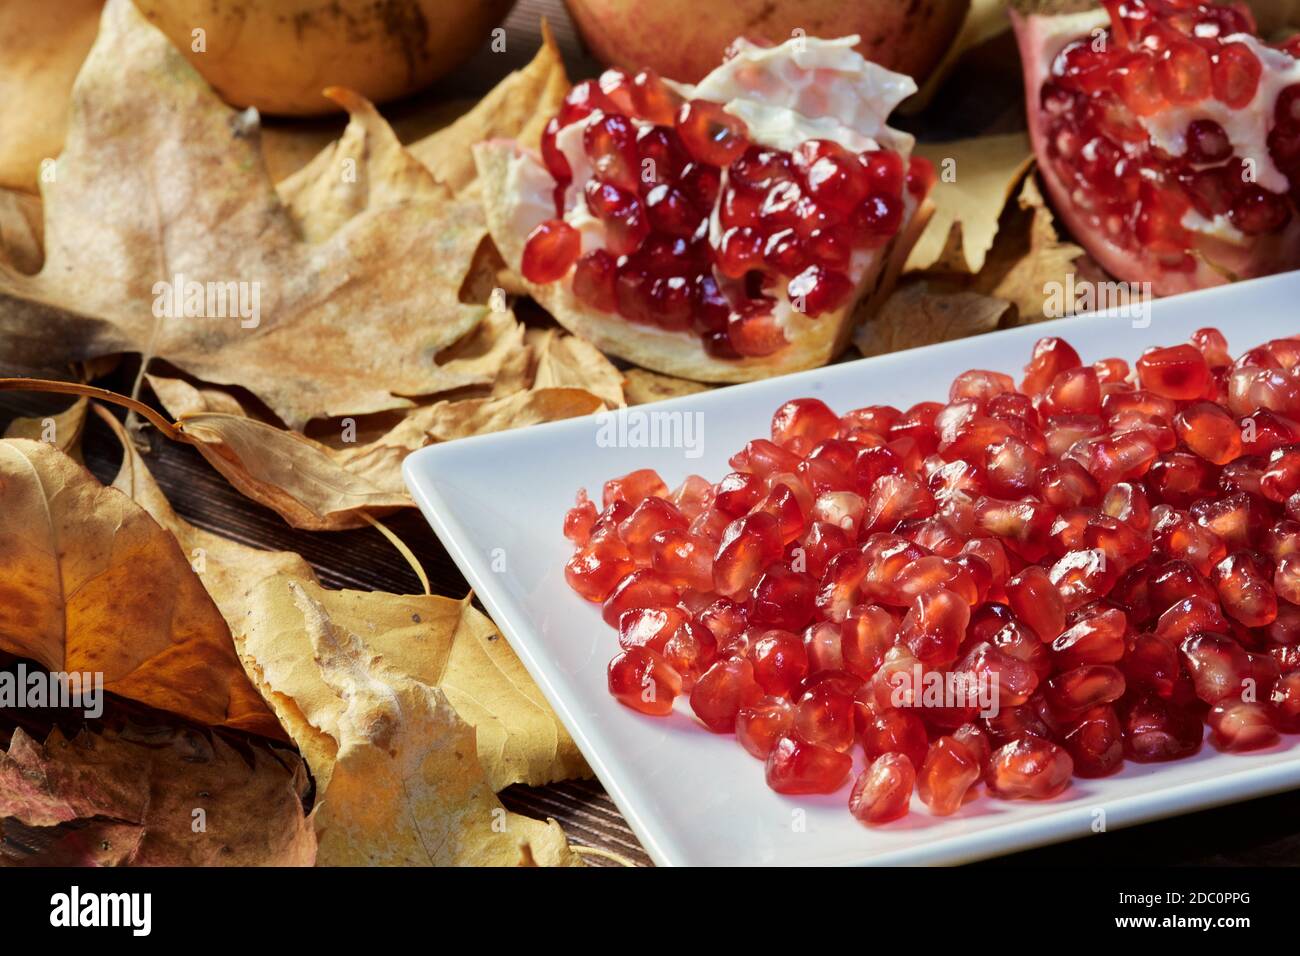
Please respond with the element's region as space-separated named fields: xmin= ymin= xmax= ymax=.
xmin=475 ymin=35 xmax=933 ymax=382
xmin=1013 ymin=0 xmax=1300 ymax=294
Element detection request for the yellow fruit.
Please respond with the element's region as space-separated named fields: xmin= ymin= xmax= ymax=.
xmin=133 ymin=0 xmax=517 ymax=116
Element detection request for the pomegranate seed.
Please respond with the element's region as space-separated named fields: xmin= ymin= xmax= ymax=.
xmin=849 ymin=753 xmax=915 ymax=825
xmin=608 ymin=647 xmax=681 ymax=716
xmin=1211 ymin=41 xmax=1262 ymax=108
xmin=675 ymin=99 xmax=749 ymax=167
xmin=736 ymin=696 xmax=794 ymax=758
xmin=1208 ymin=700 xmax=1279 ymax=751
xmin=1007 ymin=566 xmax=1067 ymax=641
xmin=1137 ymin=344 xmax=1212 ymax=400
xmin=1063 ymin=705 xmax=1125 ymax=777
xmin=584 ymin=112 xmax=640 ymax=191
xmin=521 ymin=219 xmax=580 ymax=283
xmin=690 ymin=657 xmax=763 ymax=732
xmin=986 ymin=736 xmax=1074 ymax=800
xmin=765 ymin=735 xmax=852 ymax=794
xmin=917 ymin=736 xmax=981 ymax=816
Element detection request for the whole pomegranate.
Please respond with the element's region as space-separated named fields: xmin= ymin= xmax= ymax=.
xmin=133 ymin=0 xmax=516 ymax=115
xmin=1013 ymin=0 xmax=1300 ymax=295
xmin=564 ymin=0 xmax=969 ymax=85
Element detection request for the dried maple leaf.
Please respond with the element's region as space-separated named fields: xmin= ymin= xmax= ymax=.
xmin=855 ymin=279 xmax=1014 ymax=357
xmin=133 ymin=312 xmax=611 ymax=530
xmin=981 ymin=172 xmax=1090 ymax=324
xmin=257 ymin=578 xmax=579 ymax=866
xmin=0 ymin=0 xmax=102 ymax=192
xmin=0 ymin=720 xmax=315 ymax=866
xmin=102 ymin=407 xmax=588 ymax=794
xmin=0 ymin=0 xmax=489 ymax=431
xmin=408 ymin=23 xmax=569 ymax=194
xmin=622 ymin=368 xmax=713 ymax=406
xmin=906 ymin=133 xmax=1034 ymax=275
xmin=0 ymin=438 xmax=281 ymax=738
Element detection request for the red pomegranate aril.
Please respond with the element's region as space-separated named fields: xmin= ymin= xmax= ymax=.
xmin=663 ymin=620 xmax=718 ymax=687
xmin=794 ymin=680 xmax=856 ymax=752
xmin=571 ymin=250 xmax=619 ymax=312
xmin=860 ymin=705 xmax=929 ymax=772
xmin=899 ymin=587 xmax=970 ymax=667
xmin=851 ymin=192 xmax=903 ymax=244
xmin=906 ymin=155 xmax=936 ymax=198
xmin=521 ymin=219 xmax=581 ymax=283
xmin=690 ymin=657 xmax=763 ymax=732
xmin=608 ymin=647 xmax=681 ymax=716
xmin=1123 ymin=691 xmax=1204 ymax=761
xmin=1157 ymin=39 xmax=1211 ymax=104
xmin=1052 ymin=606 xmax=1127 ymax=667
xmin=1231 ymin=185 xmax=1293 ymax=235
xmin=1211 ymin=41 xmax=1262 ymax=108
xmin=1137 ymin=344 xmax=1212 ymax=401
xmin=788 ymin=265 xmax=853 ymax=318
xmin=1007 ymin=566 xmax=1067 ymax=641
xmin=630 ymin=69 xmax=681 ymax=125
xmin=714 ymin=513 xmax=784 ymax=597
xmin=849 ymin=753 xmax=915 ymax=825
xmin=793 ymin=139 xmax=868 ymax=217
xmin=750 ymin=629 xmax=809 ymax=698
xmin=1062 ymin=705 xmax=1125 ymax=777
xmin=565 ymin=537 xmax=636 ymax=602
xmin=986 ymin=736 xmax=1074 ymax=800
xmin=675 ymin=99 xmax=749 ymax=167
xmin=584 ymin=112 xmax=640 ymax=191
xmin=1208 ymin=699 xmax=1279 ymax=751
xmin=1181 ymin=630 xmax=1253 ymax=704
xmin=618 ymin=606 xmax=687 ymax=652
xmin=1174 ymin=401 xmax=1243 ymax=464
xmin=736 ymin=696 xmax=795 ymax=758
xmin=601 ymin=569 xmax=680 ymax=628
xmin=765 ymin=734 xmax=852 ymax=794
xmin=917 ymin=736 xmax=981 ymax=816
xmin=728 ymin=309 xmax=789 ymax=358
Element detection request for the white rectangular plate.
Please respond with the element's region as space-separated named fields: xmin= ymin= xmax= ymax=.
xmin=404 ymin=272 xmax=1300 ymax=866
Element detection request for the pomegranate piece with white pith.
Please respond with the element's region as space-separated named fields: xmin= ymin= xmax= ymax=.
xmin=1013 ymin=0 xmax=1300 ymax=294
xmin=563 ymin=325 xmax=1300 ymax=828
xmin=476 ymin=35 xmax=932 ymax=382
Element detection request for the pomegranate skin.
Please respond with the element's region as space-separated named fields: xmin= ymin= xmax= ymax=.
xmin=564 ymin=0 xmax=969 ymax=85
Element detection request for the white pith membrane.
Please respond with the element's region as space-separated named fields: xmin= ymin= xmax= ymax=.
xmin=1014 ymin=7 xmax=1300 ymax=296
xmin=475 ymin=35 xmax=933 ymax=383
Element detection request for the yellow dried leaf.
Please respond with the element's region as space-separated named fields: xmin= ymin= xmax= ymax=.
xmin=856 ymin=280 xmax=1013 ymax=357
xmin=423 ymin=387 xmax=607 ymax=442
xmin=103 ymin=407 xmax=588 ymax=795
xmin=622 ymin=368 xmax=713 ymax=406
xmin=530 ymin=328 xmax=627 ymax=408
xmin=3 ymin=397 xmax=87 ymax=459
xmin=0 ymin=0 xmax=488 ymax=431
xmin=0 ymin=438 xmax=282 ymax=738
xmin=907 ymin=133 xmax=1034 ymax=275
xmin=408 ymin=24 xmax=569 ymax=192
xmin=0 ymin=190 xmax=44 ymax=275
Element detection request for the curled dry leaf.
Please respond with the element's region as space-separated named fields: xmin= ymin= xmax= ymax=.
xmin=408 ymin=22 xmax=569 ymax=193
xmin=0 ymin=721 xmax=315 ymax=866
xmin=139 ymin=312 xmax=612 ymax=530
xmin=906 ymin=133 xmax=1034 ymax=275
xmin=248 ymin=578 xmax=579 ymax=866
xmin=0 ymin=0 xmax=102 ymax=192
xmin=0 ymin=190 xmax=44 ymax=275
xmin=0 ymin=0 xmax=489 ymax=431
xmin=982 ymin=172 xmax=1090 ymax=324
xmin=103 ymin=407 xmax=588 ymax=796
xmin=855 ymin=279 xmax=1014 ymax=357
xmin=0 ymin=438 xmax=282 ymax=738
xmin=622 ymin=368 xmax=713 ymax=406
xmin=3 ymin=397 xmax=87 ymax=458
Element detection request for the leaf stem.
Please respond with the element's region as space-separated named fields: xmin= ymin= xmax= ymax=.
xmin=0 ymin=377 xmax=186 ymax=443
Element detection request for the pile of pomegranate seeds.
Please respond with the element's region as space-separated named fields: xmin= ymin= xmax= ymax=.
xmin=562 ymin=327 xmax=1300 ymax=824
xmin=1038 ymin=0 xmax=1298 ymax=272
xmin=522 ymin=64 xmax=931 ymax=359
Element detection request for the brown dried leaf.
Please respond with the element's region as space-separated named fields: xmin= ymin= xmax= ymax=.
xmin=0 ymin=190 xmax=44 ymax=275
xmin=0 ymin=0 xmax=102 ymax=192
xmin=529 ymin=328 xmax=626 ymax=408
xmin=622 ymin=368 xmax=713 ymax=406
xmin=422 ymin=388 xmax=607 ymax=442
xmin=0 ymin=722 xmax=315 ymax=866
xmin=0 ymin=439 xmax=282 ymax=738
xmin=0 ymin=0 xmax=489 ymax=431
xmin=855 ymin=279 xmax=1013 ymax=357
xmin=3 ymin=397 xmax=87 ymax=459
xmin=983 ymin=172 xmax=1089 ymax=323
xmin=104 ymin=408 xmax=588 ymax=796
xmin=408 ymin=24 xmax=569 ymax=193
xmin=907 ymin=133 xmax=1034 ymax=275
